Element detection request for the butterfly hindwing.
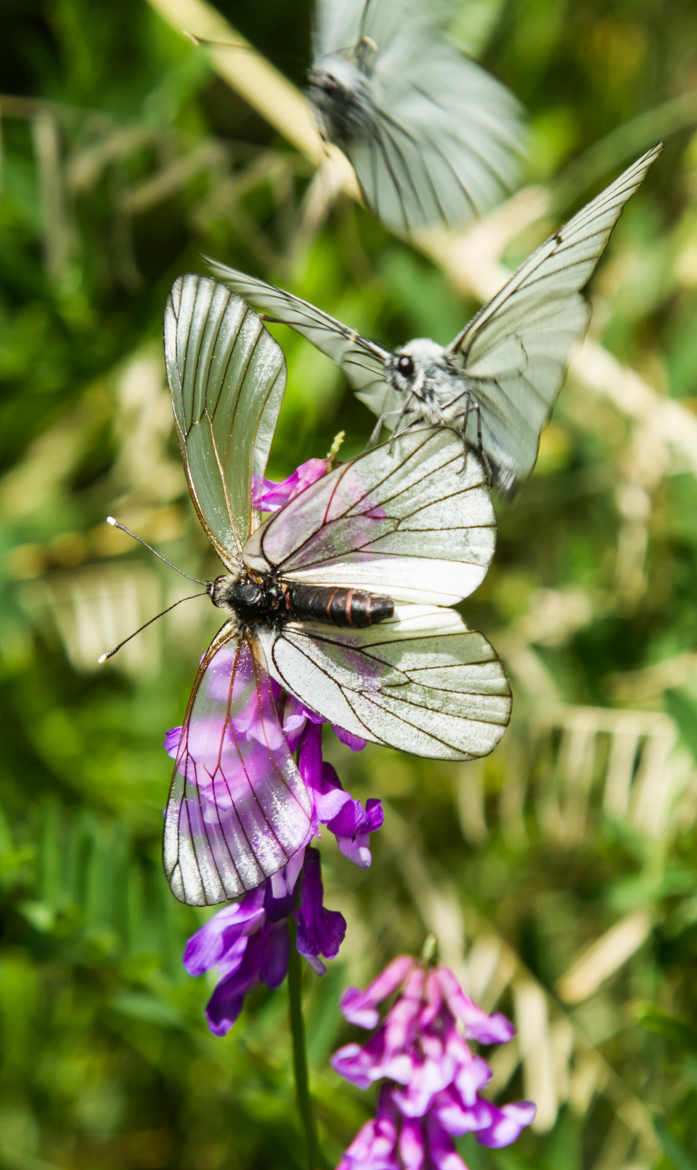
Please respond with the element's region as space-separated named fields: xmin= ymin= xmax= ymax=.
xmin=164 ymin=631 xmax=314 ymax=906
xmin=259 ymin=605 xmax=510 ymax=761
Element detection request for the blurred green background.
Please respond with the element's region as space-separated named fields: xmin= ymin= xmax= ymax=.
xmin=3 ymin=1 xmax=697 ymax=1167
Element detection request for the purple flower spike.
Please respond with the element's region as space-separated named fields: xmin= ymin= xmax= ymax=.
xmin=333 ymin=957 xmax=535 ymax=1167
xmin=184 ymin=848 xmax=345 ymax=1034
xmin=176 ymin=454 xmax=386 ymax=1030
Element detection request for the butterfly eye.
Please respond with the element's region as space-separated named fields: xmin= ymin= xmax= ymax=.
xmin=397 ymin=354 xmax=414 ymax=378
xmin=323 ymin=73 xmax=339 ymax=94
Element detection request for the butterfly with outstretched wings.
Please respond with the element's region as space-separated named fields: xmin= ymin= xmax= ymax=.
xmin=161 ymin=275 xmax=510 ymax=906
xmin=308 ymin=0 xmax=525 ymax=234
xmin=208 ymin=143 xmax=661 ymax=495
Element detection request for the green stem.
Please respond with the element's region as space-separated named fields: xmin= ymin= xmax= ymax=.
xmin=287 ymin=918 xmax=322 ymax=1170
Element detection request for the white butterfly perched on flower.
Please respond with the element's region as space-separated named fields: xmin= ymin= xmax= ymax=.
xmin=208 ymin=144 xmax=661 ymax=495
xmin=307 ymin=0 xmax=525 ymax=233
xmin=160 ymin=275 xmax=510 ymax=905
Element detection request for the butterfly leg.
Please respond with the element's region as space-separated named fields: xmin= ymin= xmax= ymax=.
xmin=368 ymin=416 xmax=385 ymax=445
xmin=471 ymin=399 xmax=494 ymax=486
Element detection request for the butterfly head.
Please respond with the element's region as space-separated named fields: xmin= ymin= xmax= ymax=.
xmin=208 ymin=570 xmax=245 ymax=625
xmin=387 ymin=339 xmax=452 ymax=408
xmin=308 ymin=55 xmax=373 ymax=145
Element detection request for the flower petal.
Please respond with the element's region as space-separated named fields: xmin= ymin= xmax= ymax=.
xmin=339 ymin=956 xmax=416 ymax=1028
xmin=252 ymin=457 xmax=329 ymax=512
xmin=437 ymin=967 xmax=515 ymax=1044
xmin=294 ymin=848 xmax=346 ymax=963
xmin=474 ymin=1100 xmax=537 ymax=1148
xmin=183 ymin=888 xmax=265 ymax=975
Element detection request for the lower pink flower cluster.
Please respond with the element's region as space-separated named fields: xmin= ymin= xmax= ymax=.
xmin=332 ymin=956 xmax=535 ymax=1169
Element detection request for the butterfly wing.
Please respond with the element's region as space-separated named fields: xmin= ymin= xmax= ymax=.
xmin=165 ymin=275 xmax=286 ymax=565
xmin=347 ymin=58 xmax=523 ymax=235
xmin=244 ymin=427 xmax=496 ymax=606
xmin=204 ymin=259 xmax=391 ymax=416
xmin=164 ymin=629 xmax=314 ymax=906
xmin=446 ymin=144 xmax=663 ymax=492
xmin=312 ymin=0 xmax=367 ymax=59
xmin=246 ymin=427 xmax=510 ymax=759
xmin=258 ymin=605 xmax=510 ymax=761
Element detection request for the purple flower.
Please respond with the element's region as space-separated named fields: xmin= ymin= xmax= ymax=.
xmin=332 ymin=957 xmax=536 ymax=1168
xmin=252 ymin=457 xmax=330 ymax=513
xmin=184 ymin=847 xmax=345 ymax=1035
xmin=180 ymin=716 xmax=384 ymax=1035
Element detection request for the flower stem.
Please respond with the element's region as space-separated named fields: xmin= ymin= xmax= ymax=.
xmin=287 ymin=919 xmax=322 ymax=1170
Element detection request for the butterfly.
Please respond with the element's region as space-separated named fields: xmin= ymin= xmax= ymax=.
xmin=208 ymin=143 xmax=662 ymax=496
xmin=307 ymin=0 xmax=525 ymax=233
xmin=161 ymin=274 xmax=510 ymax=905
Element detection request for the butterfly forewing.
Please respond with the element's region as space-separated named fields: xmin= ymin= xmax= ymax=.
xmin=164 ymin=631 xmax=314 ymax=906
xmin=244 ymin=428 xmax=496 ymax=606
xmin=165 ymin=275 xmax=286 ymax=564
xmin=258 ymin=605 xmax=510 ymax=760
xmin=451 ymin=146 xmax=663 ymax=359
xmin=446 ymin=144 xmax=662 ymax=488
xmin=204 ymin=259 xmax=389 ymax=406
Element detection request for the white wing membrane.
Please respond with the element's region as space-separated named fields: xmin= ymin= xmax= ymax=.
xmin=244 ymin=428 xmax=496 ymax=606
xmin=205 ymin=258 xmax=389 ymax=409
xmin=164 ymin=631 xmax=313 ymax=906
xmin=449 ymin=144 xmax=663 ymax=487
xmin=259 ymin=605 xmax=511 ymax=760
xmin=165 ymin=275 xmax=286 ymax=563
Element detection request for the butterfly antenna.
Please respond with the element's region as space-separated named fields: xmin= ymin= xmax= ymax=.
xmin=97 ymin=590 xmax=209 ymax=664
xmin=105 ymin=516 xmax=207 ymax=586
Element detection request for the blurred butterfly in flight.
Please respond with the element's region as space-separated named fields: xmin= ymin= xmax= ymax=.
xmin=109 ymin=276 xmax=510 ymax=906
xmin=307 ymin=0 xmax=525 ymax=233
xmin=208 ymin=144 xmax=662 ymax=496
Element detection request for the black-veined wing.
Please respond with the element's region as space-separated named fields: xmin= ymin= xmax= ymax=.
xmin=245 ymin=426 xmax=510 ymax=758
xmin=258 ymin=605 xmax=510 ymax=760
xmin=204 ymin=259 xmax=390 ymax=415
xmin=244 ymin=427 xmax=495 ymax=605
xmin=165 ymin=275 xmax=286 ymax=566
xmin=446 ymin=144 xmax=663 ymax=492
xmin=164 ymin=632 xmax=313 ymax=906
xmin=310 ymin=0 xmax=524 ymax=234
xmin=164 ymin=277 xmax=314 ymax=906
xmin=345 ymin=56 xmax=523 ymax=235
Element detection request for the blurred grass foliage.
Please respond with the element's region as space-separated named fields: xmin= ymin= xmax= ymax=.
xmin=2 ymin=0 xmax=697 ymax=1167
